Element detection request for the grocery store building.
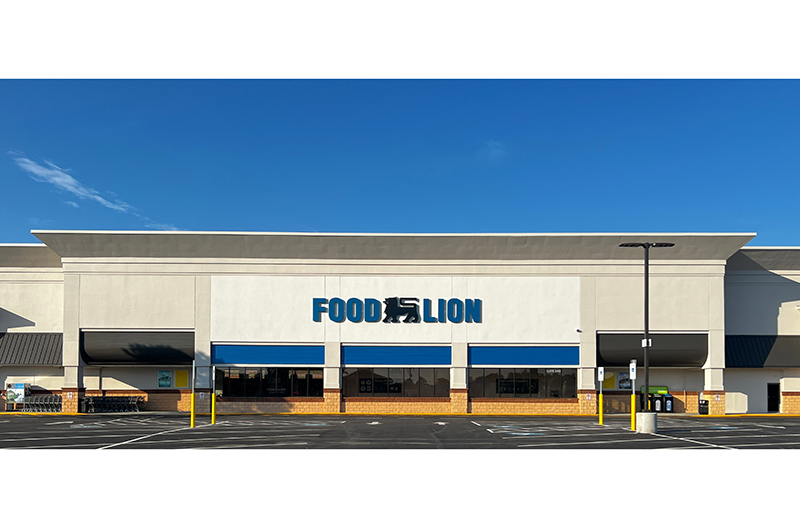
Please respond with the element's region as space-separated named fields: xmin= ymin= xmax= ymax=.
xmin=2 ymin=230 xmax=800 ymax=415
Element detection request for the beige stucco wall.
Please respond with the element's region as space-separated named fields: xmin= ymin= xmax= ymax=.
xmin=0 ymin=270 xmax=63 ymax=332
xmin=2 ymin=366 xmax=64 ymax=390
xmin=596 ymin=275 xmax=711 ymax=331
xmin=78 ymin=274 xmax=195 ymax=329
xmin=83 ymin=367 xmax=192 ymax=390
xmin=725 ymin=272 xmax=800 ymax=335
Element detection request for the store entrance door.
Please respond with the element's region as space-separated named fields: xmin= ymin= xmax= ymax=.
xmin=767 ymin=383 xmax=780 ymax=413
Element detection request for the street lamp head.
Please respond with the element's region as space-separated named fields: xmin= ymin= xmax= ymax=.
xmin=619 ymin=242 xmax=675 ymax=249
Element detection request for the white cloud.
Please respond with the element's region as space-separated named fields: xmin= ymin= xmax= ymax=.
xmin=13 ymin=154 xmax=179 ymax=230
xmin=14 ymin=156 xmax=133 ymax=212
xmin=476 ymin=140 xmax=507 ymax=161
xmin=144 ymin=221 xmax=179 ymax=231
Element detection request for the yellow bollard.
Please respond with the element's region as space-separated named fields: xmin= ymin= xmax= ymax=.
xmin=631 ymin=393 xmax=636 ymax=431
xmin=599 ymin=393 xmax=604 ymax=425
xmin=190 ymin=393 xmax=196 ymax=428
xmin=211 ymin=393 xmax=216 ymax=425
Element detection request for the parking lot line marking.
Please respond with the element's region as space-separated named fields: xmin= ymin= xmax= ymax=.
xmin=471 ymin=421 xmax=481 ymax=426
xmin=647 ymin=431 xmax=735 ymax=449
xmin=0 ymin=433 xmax=138 ymax=444
xmin=754 ymin=424 xmax=786 ymax=429
xmin=112 ymin=433 xmax=324 ymax=447
xmin=98 ymin=423 xmax=212 ymax=450
xmin=45 ymin=421 xmax=74 ymax=425
xmin=518 ymin=437 xmax=666 ymax=447
xmin=206 ymin=442 xmax=309 ymax=449
xmin=728 ymin=441 xmax=800 ymax=447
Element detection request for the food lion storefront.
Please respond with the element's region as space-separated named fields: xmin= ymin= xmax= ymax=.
xmin=3 ymin=230 xmax=800 ymax=415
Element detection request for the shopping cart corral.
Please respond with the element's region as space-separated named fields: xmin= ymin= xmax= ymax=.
xmin=4 ymin=394 xmax=63 ymax=412
xmin=81 ymin=396 xmax=146 ymax=413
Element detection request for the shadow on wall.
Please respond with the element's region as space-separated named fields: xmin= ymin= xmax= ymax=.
xmin=726 ymin=251 xmax=800 ymax=336
xmin=0 ymin=308 xmax=35 ymax=332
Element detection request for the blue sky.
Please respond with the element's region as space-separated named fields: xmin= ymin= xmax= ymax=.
xmin=2 ymin=79 xmax=799 ymax=245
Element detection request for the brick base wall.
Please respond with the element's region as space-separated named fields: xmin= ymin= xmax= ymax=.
xmin=342 ymin=398 xmax=451 ymax=414
xmin=81 ymin=389 xmax=202 ymax=412
xmin=217 ymin=398 xmax=327 ymax=413
xmin=60 ymin=388 xmax=84 ymax=413
xmin=578 ymin=390 xmax=597 ymax=415
xmin=450 ymin=389 xmax=468 ymax=413
xmin=782 ymin=392 xmax=800 ymax=413
xmin=324 ymin=389 xmax=341 ymax=413
xmin=469 ymin=398 xmax=580 ymax=415
xmin=601 ymin=391 xmax=700 ymax=414
xmin=670 ymin=391 xmax=699 ymax=413
xmin=702 ymin=391 xmax=726 ymax=415
xmin=602 ymin=393 xmax=636 ymax=414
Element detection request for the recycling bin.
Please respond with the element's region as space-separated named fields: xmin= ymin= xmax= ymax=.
xmin=698 ymin=399 xmax=709 ymax=415
xmin=663 ymin=393 xmax=674 ymax=413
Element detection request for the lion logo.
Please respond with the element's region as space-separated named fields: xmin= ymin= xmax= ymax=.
xmin=383 ymin=297 xmax=421 ymax=323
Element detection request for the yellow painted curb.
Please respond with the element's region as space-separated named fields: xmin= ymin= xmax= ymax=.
xmin=207 ymin=412 xmax=594 ymax=417
xmin=0 ymin=412 xmax=85 ymax=416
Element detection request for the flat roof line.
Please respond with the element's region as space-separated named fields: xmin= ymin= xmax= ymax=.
xmin=742 ymin=246 xmax=800 ymax=250
xmin=29 ymin=229 xmax=759 ymax=237
xmin=0 ymin=243 xmax=47 ymax=247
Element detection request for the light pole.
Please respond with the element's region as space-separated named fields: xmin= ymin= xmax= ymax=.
xmin=619 ymin=242 xmax=675 ymax=415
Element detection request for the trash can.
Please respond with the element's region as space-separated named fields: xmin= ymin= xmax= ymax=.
xmin=698 ymin=399 xmax=709 ymax=415
xmin=652 ymin=394 xmax=664 ymax=413
xmin=663 ymin=393 xmax=674 ymax=413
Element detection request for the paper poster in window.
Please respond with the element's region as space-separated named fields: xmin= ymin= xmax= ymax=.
xmin=158 ymin=370 xmax=173 ymax=388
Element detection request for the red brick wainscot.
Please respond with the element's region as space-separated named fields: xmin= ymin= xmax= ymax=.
xmin=469 ymin=397 xmax=581 ymax=415
xmin=216 ymin=397 xmax=326 ymax=414
xmin=341 ymin=397 xmax=451 ymax=414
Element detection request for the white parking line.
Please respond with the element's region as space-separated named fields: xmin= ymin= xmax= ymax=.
xmin=753 ymin=424 xmax=786 ymax=429
xmin=98 ymin=424 xmax=212 ymax=450
xmin=471 ymin=421 xmax=481 ymax=426
xmin=518 ymin=437 xmax=666 ymax=448
xmin=45 ymin=421 xmax=74 ymax=425
xmin=647 ymin=431 xmax=735 ymax=449
xmin=728 ymin=441 xmax=800 ymax=447
xmin=206 ymin=442 xmax=308 ymax=449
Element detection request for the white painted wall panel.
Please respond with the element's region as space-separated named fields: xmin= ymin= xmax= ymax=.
xmin=0 ymin=282 xmax=63 ymax=332
xmin=79 ymin=275 xmax=195 ymax=329
xmin=596 ymin=276 xmax=710 ymax=331
xmin=338 ymin=276 xmax=453 ymax=343
xmin=466 ymin=277 xmax=581 ymax=343
xmin=725 ymin=277 xmax=800 ymax=335
xmin=211 ymin=276 xmax=325 ymax=343
xmin=724 ymin=369 xmax=783 ymax=413
xmin=2 ymin=366 xmax=64 ymax=390
xmin=211 ymin=276 xmax=581 ymax=345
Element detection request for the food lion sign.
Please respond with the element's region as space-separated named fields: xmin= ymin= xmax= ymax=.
xmin=313 ymin=297 xmax=482 ymax=324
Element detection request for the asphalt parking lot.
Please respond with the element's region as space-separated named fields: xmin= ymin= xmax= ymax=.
xmin=2 ymin=413 xmax=800 ymax=449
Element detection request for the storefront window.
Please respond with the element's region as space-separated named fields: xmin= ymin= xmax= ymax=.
xmin=342 ymin=368 xmax=450 ymax=397
xmin=215 ymin=367 xmax=324 ymax=397
xmin=468 ymin=368 xmax=484 ymax=399
xmin=403 ymin=368 xmax=420 ymax=397
xmin=468 ymin=368 xmax=578 ymax=398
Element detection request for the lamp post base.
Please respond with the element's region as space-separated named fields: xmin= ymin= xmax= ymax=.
xmin=636 ymin=412 xmax=658 ymax=433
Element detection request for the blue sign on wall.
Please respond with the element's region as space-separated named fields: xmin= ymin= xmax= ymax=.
xmin=468 ymin=346 xmax=580 ymax=366
xmin=212 ymin=345 xmax=325 ymax=365
xmin=313 ymin=297 xmax=482 ymax=324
